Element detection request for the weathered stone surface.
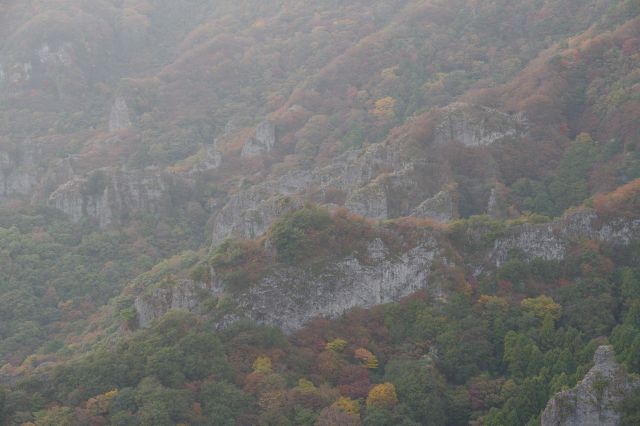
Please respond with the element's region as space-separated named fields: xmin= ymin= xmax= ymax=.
xmin=109 ymin=96 xmax=131 ymax=132
xmin=171 ymin=145 xmax=222 ymax=177
xmin=135 ymin=278 xmax=215 ymax=328
xmin=487 ymin=185 xmax=511 ymax=220
xmin=241 ymin=121 xmax=276 ymax=158
xmin=412 ymin=189 xmax=458 ymax=222
xmin=0 ymin=150 xmax=37 ymax=197
xmin=344 ymin=181 xmax=389 ymax=219
xmin=212 ymin=141 xmax=449 ymax=242
xmin=143 ymin=207 xmax=640 ymax=332
xmin=48 ymin=167 xmax=169 ymax=227
xmin=541 ymin=346 xmax=640 ymax=426
xmin=433 ymin=102 xmax=525 ymax=147
xmin=211 ymin=170 xmax=311 ymax=243
xmin=490 ymin=209 xmax=640 ymax=267
xmin=212 ymin=103 xmax=520 ymax=242
xmin=234 ymin=238 xmax=441 ymax=332
xmin=136 ymin=235 xmax=444 ymax=331
xmin=0 ymin=140 xmax=47 ymax=198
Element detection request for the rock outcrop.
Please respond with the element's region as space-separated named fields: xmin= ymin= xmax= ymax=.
xmin=48 ymin=167 xmax=170 ymax=227
xmin=0 ymin=140 xmax=67 ymax=199
xmin=212 ymin=103 xmax=523 ymax=242
xmin=211 ymin=172 xmax=311 ymax=244
xmin=135 ymin=235 xmax=446 ymax=331
xmin=241 ymin=121 xmax=276 ymax=158
xmin=433 ymin=103 xmax=525 ymax=147
xmin=139 ymin=206 xmax=640 ymax=332
xmin=228 ymin=236 xmax=443 ymax=332
xmin=135 ymin=279 xmax=214 ymax=329
xmin=0 ymin=147 xmax=38 ymax=198
xmin=109 ymin=96 xmax=132 ymax=132
xmin=212 ymin=142 xmax=450 ymax=242
xmin=411 ymin=189 xmax=459 ymax=223
xmin=489 ymin=209 xmax=640 ymax=267
xmin=541 ymin=345 xmax=640 ymax=426
xmin=486 ymin=186 xmax=510 ymax=220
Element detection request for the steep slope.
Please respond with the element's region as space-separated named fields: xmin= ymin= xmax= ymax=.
xmin=133 ymin=181 xmax=640 ymax=333
xmin=0 ymin=0 xmax=632 ymax=223
xmin=541 ymin=345 xmax=640 ymax=426
xmin=2 ymin=182 xmax=640 ymax=424
xmin=0 ymin=1 xmax=639 ymax=424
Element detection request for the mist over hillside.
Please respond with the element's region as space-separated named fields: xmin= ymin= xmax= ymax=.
xmin=0 ymin=0 xmax=639 ymax=424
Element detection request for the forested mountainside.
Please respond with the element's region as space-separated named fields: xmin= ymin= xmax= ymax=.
xmin=0 ymin=0 xmax=640 ymax=424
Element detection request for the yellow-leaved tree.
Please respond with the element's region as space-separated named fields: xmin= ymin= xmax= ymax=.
xmin=252 ymin=356 xmax=273 ymax=374
xmin=325 ymin=338 xmax=348 ymax=352
xmin=521 ymin=295 xmax=562 ymax=321
xmin=371 ymin=96 xmax=396 ymax=119
xmin=366 ymin=383 xmax=399 ymax=409
xmin=334 ymin=396 xmax=361 ymax=415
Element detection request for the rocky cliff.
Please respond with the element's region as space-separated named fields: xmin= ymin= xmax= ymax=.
xmin=108 ymin=96 xmax=132 ymax=132
xmin=211 ymin=103 xmax=516 ymax=243
xmin=136 ymin=206 xmax=640 ymax=332
xmin=489 ymin=209 xmax=640 ymax=268
xmin=48 ymin=167 xmax=171 ymax=227
xmin=433 ymin=103 xmax=526 ymax=147
xmin=0 ymin=98 xmax=523 ymax=232
xmin=0 ymin=144 xmax=39 ymax=198
xmin=541 ymin=345 xmax=640 ymax=426
xmin=0 ymin=140 xmax=74 ymax=200
xmin=241 ymin=121 xmax=277 ymax=158
xmin=135 ymin=235 xmax=446 ymax=331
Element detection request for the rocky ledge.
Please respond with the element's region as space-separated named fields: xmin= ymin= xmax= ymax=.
xmin=135 ymin=235 xmax=446 ymax=332
xmin=135 ymin=207 xmax=640 ymax=332
xmin=541 ymin=345 xmax=640 ymax=426
xmin=211 ymin=102 xmax=524 ymax=243
xmin=48 ymin=167 xmax=171 ymax=227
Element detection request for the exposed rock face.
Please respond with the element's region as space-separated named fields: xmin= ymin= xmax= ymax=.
xmin=0 ymin=140 xmax=69 ymax=199
xmin=211 ymin=171 xmax=311 ymax=244
xmin=48 ymin=168 xmax=169 ymax=227
xmin=0 ymin=138 xmax=220 ymax=226
xmin=187 ymin=145 xmax=222 ymax=174
xmin=344 ymin=182 xmax=389 ymax=219
xmin=487 ymin=186 xmax=510 ymax=220
xmin=30 ymin=156 xmax=77 ymax=202
xmin=171 ymin=145 xmax=223 ymax=177
xmin=433 ymin=103 xmax=525 ymax=147
xmin=235 ymin=237 xmax=441 ymax=332
xmin=37 ymin=43 xmax=73 ymax=66
xmin=0 ymin=148 xmax=38 ymax=198
xmin=135 ymin=279 xmax=214 ymax=328
xmin=0 ymin=138 xmax=83 ymax=201
xmin=541 ymin=346 xmax=640 ymax=426
xmin=412 ymin=189 xmax=458 ymax=222
xmin=141 ymin=207 xmax=640 ymax=332
xmin=136 ymin=235 xmax=445 ymax=331
xmin=109 ymin=96 xmax=132 ymax=132
xmin=212 ymin=143 xmax=450 ymax=242
xmin=241 ymin=121 xmax=276 ymax=158
xmin=211 ymin=146 xmax=383 ymax=243
xmin=212 ymin=103 xmax=523 ymax=242
xmin=0 ymin=36 xmax=98 ymax=104
xmin=489 ymin=209 xmax=640 ymax=267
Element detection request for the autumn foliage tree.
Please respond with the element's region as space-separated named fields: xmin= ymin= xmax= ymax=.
xmin=366 ymin=383 xmax=399 ymax=410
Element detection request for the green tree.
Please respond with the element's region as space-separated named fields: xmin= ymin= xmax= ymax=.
xmin=383 ymin=359 xmax=446 ymax=425
xmin=199 ymin=380 xmax=254 ymax=425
